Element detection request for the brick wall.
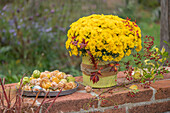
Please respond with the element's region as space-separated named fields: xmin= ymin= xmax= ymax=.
xmin=1 ymin=72 xmax=170 ymax=113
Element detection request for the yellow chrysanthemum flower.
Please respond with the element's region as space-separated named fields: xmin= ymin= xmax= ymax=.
xmin=66 ymin=14 xmax=142 ymax=61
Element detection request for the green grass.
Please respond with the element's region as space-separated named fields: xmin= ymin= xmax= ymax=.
xmin=0 ymin=0 xmax=161 ymax=83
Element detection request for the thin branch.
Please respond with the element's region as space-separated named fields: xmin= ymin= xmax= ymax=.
xmin=8 ymin=87 xmax=11 ymax=106
xmin=15 ymin=74 xmax=25 ymax=113
xmin=0 ymin=78 xmax=10 ymax=108
xmin=45 ymin=88 xmax=63 ymax=113
xmin=31 ymin=90 xmax=40 ymax=107
xmin=0 ymin=92 xmax=5 ymax=108
xmin=35 ymin=91 xmax=50 ymax=113
xmin=3 ymin=78 xmax=5 ymax=86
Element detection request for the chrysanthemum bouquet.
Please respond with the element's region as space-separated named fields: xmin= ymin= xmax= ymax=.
xmin=66 ymin=14 xmax=142 ymax=62
xmin=66 ymin=14 xmax=142 ymax=87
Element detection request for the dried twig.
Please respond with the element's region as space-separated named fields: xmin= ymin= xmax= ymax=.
xmin=0 ymin=92 xmax=5 ymax=109
xmin=31 ymin=90 xmax=41 ymax=107
xmin=3 ymin=78 xmax=5 ymax=86
xmin=8 ymin=87 xmax=11 ymax=106
xmin=45 ymin=88 xmax=63 ymax=113
xmin=35 ymin=91 xmax=50 ymax=113
xmin=0 ymin=78 xmax=10 ymax=108
xmin=13 ymin=74 xmax=25 ymax=113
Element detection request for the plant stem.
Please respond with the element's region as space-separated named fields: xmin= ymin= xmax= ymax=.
xmin=45 ymin=88 xmax=63 ymax=113
xmin=31 ymin=90 xmax=41 ymax=107
xmin=35 ymin=91 xmax=50 ymax=113
xmin=0 ymin=78 xmax=10 ymax=108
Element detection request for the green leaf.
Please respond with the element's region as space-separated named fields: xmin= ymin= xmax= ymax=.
xmin=140 ymin=78 xmax=145 ymax=83
xmin=163 ymin=41 xmax=170 ymax=46
xmin=143 ymin=69 xmax=147 ymax=74
xmin=30 ymin=85 xmax=35 ymax=89
xmin=135 ymin=89 xmax=139 ymax=92
xmin=163 ymin=41 xmax=168 ymax=44
xmin=148 ymin=67 xmax=151 ymax=72
xmin=153 ymin=78 xmax=156 ymax=83
xmin=165 ymin=70 xmax=169 ymax=73
xmin=163 ymin=52 xmax=168 ymax=57
xmin=157 ymin=70 xmax=161 ymax=74
xmin=145 ymin=74 xmax=152 ymax=78
xmin=158 ymin=50 xmax=162 ymax=55
xmin=0 ymin=46 xmax=11 ymax=53
xmin=156 ymin=74 xmax=164 ymax=79
xmin=138 ymin=63 xmax=142 ymax=68
xmin=129 ymin=85 xmax=138 ymax=90
xmin=156 ymin=63 xmax=159 ymax=68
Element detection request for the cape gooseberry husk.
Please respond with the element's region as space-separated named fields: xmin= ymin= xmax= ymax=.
xmin=16 ymin=82 xmax=20 ymax=89
xmin=23 ymin=77 xmax=30 ymax=84
xmin=16 ymin=77 xmax=29 ymax=89
xmin=32 ymin=70 xmax=41 ymax=78
xmin=60 ymin=79 xmax=67 ymax=83
xmin=132 ymin=71 xmax=141 ymax=80
xmin=67 ymin=77 xmax=75 ymax=82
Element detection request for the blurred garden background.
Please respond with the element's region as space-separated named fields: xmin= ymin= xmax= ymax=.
xmin=0 ymin=0 xmax=161 ymax=83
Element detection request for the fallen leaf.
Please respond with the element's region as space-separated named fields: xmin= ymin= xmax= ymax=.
xmin=129 ymin=85 xmax=138 ymax=90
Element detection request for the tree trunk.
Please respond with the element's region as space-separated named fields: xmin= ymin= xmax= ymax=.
xmin=160 ymin=0 xmax=170 ymax=55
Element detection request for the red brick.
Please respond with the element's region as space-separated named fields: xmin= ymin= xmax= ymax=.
xmin=5 ymin=83 xmax=17 ymax=87
xmin=75 ymin=76 xmax=85 ymax=91
xmin=2 ymin=72 xmax=170 ymax=113
xmin=151 ymin=80 xmax=170 ymax=99
xmin=21 ymin=105 xmax=38 ymax=113
xmin=94 ymin=84 xmax=153 ymax=107
xmin=0 ymin=83 xmax=17 ymax=91
xmin=117 ymin=77 xmax=131 ymax=85
xmin=90 ymin=108 xmax=126 ymax=113
xmin=37 ymin=92 xmax=98 ymax=113
xmin=129 ymin=101 xmax=170 ymax=113
xmin=75 ymin=76 xmax=83 ymax=82
xmin=0 ymin=94 xmax=38 ymax=113
xmin=163 ymin=72 xmax=170 ymax=79
xmin=89 ymin=110 xmax=102 ymax=113
xmin=117 ymin=71 xmax=126 ymax=78
xmin=104 ymin=108 xmax=126 ymax=113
